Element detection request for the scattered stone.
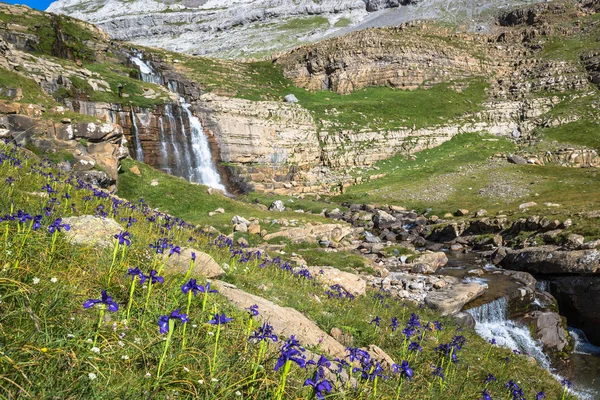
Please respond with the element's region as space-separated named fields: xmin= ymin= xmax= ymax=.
xmin=455 ymin=209 xmax=469 ymax=216
xmin=565 ymin=234 xmax=585 ymax=248
xmin=453 ymin=311 xmax=476 ymax=329
xmin=62 ymin=215 xmax=122 ymax=248
xmin=237 ymin=237 xmax=249 ymax=247
xmin=284 ymin=94 xmax=299 ymax=103
xmin=150 ymin=179 xmax=159 ymax=186
xmin=475 ymin=209 xmax=488 ymax=218
xmin=231 ymin=215 xmax=251 ymax=226
xmin=263 ymin=224 xmax=353 ymax=244
xmin=507 ymin=154 xmax=528 ymax=165
xmin=208 ymin=208 xmax=225 ymax=217
xmin=163 ymin=248 xmax=225 ymax=278
xmin=519 ymin=202 xmax=537 ymax=210
xmin=234 ymin=223 xmax=248 ymax=233
xmin=129 ymin=165 xmax=141 ymax=175
xmin=269 ymin=200 xmax=285 ymax=212
xmin=248 ymin=223 xmax=261 ymax=235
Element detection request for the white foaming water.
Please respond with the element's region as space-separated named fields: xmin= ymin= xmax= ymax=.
xmin=129 ymin=53 xmax=163 ymax=85
xmin=467 ymin=297 xmax=551 ymax=369
xmin=467 ymin=298 xmax=596 ymax=399
xmin=181 ymin=99 xmax=226 ymax=192
xmin=569 ymin=327 xmax=600 ymax=357
xmin=130 ymin=108 xmax=144 ymax=162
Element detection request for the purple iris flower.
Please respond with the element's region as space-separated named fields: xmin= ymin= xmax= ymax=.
xmin=83 ymin=290 xmax=119 ymax=312
xmin=158 ymin=309 xmax=189 ymax=334
xmin=114 ymin=231 xmax=131 ymax=246
xmin=561 ymin=379 xmax=572 ymax=389
xmin=484 ymin=374 xmax=497 ymax=384
xmin=145 ymin=270 xmax=164 ymax=284
xmin=274 ymin=335 xmax=306 ymax=371
xmin=391 ymin=317 xmax=399 ymax=331
xmin=169 ymin=245 xmax=181 ymax=256
xmin=246 ymin=304 xmax=259 ymax=316
xmin=536 ymin=392 xmax=546 ymax=400
xmin=482 ymin=389 xmax=492 ymax=400
xmin=393 ymin=360 xmax=413 ymax=380
xmin=431 ymin=366 xmax=445 ymax=381
xmin=370 ymin=316 xmax=381 ymax=327
xmin=48 ymin=218 xmax=70 ymax=233
xmin=208 ymin=313 xmax=233 ymax=325
xmin=181 ymin=279 xmax=203 ymax=296
xmin=191 ymin=252 xmax=196 ymax=261
xmin=249 ymin=322 xmax=278 ymax=343
xmin=127 ymin=267 xmax=144 ymax=282
xmin=303 ymin=377 xmax=333 ymax=400
xmin=407 ymin=342 xmax=423 ymax=352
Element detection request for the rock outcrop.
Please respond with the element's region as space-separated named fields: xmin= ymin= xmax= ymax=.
xmin=500 ymin=247 xmax=600 ymax=274
xmin=62 ymin=215 xmax=123 ymax=248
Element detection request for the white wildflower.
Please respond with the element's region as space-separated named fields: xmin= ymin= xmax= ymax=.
xmin=235 ymin=391 xmax=242 ymax=396
xmin=183 ymin=366 xmax=190 ymax=372
xmin=121 ymin=355 xmax=129 ymax=360
xmin=90 ymin=347 xmax=100 ymax=354
xmin=145 ymin=372 xmax=151 ymax=379
xmin=134 ymin=337 xmax=142 ymax=345
xmin=50 ymin=277 xmax=58 ymax=283
xmin=211 ymin=378 xmax=218 ymax=383
xmin=118 ymin=341 xmax=125 ymax=347
xmin=32 ymin=277 xmax=40 ymax=285
xmin=197 ymin=380 xmax=204 ymax=385
xmin=67 ymin=334 xmax=75 ymax=338
xmin=88 ymin=373 xmax=97 ymax=380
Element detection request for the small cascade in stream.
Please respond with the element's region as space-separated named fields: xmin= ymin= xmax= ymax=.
xmin=130 ymin=108 xmax=144 ymax=162
xmin=466 ymin=297 xmax=551 ymax=370
xmin=127 ymin=51 xmax=226 ymax=191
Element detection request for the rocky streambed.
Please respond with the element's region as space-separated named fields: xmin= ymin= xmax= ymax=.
xmin=253 ymin=201 xmax=600 ymax=397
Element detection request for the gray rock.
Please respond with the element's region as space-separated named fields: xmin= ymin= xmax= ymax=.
xmin=62 ymin=215 xmax=122 ymax=248
xmin=425 ymin=282 xmax=486 ymax=316
xmin=521 ymin=311 xmax=569 ymax=353
xmin=231 ymin=215 xmax=251 ymax=226
xmin=500 ymin=246 xmax=600 ymax=274
xmin=507 ymin=154 xmax=528 ymax=165
xmin=284 ymin=94 xmax=299 ymax=103
xmin=308 ymin=266 xmax=366 ymax=296
xmin=163 ymin=248 xmax=225 ymax=278
xmin=269 ymin=200 xmax=285 ymax=212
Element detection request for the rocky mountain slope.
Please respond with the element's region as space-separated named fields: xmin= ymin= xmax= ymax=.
xmin=46 ymin=0 xmax=541 ymax=58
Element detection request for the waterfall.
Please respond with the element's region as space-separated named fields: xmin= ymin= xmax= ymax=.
xmin=130 ymin=52 xmax=163 ymax=85
xmin=569 ymin=327 xmax=600 ymax=356
xmin=127 ymin=51 xmax=226 ymax=191
xmin=466 ymin=298 xmax=551 ymax=370
xmin=181 ymin=99 xmax=226 ymax=191
xmin=130 ymin=108 xmax=144 ymax=162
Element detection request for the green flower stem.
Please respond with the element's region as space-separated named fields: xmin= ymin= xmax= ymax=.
xmin=394 ymin=378 xmax=404 ymax=400
xmin=249 ymin=340 xmax=267 ymax=394
xmin=210 ymin=322 xmax=222 ymax=379
xmin=93 ymin=306 xmax=105 ymax=347
xmin=181 ymin=290 xmax=193 ymax=348
xmin=244 ymin=317 xmax=254 ymax=352
xmin=107 ymin=242 xmax=120 ymax=284
xmin=201 ymin=287 xmax=209 ymax=313
xmin=125 ymin=275 xmax=138 ymax=321
xmin=183 ymin=258 xmax=195 ymax=282
xmin=275 ymin=359 xmax=292 ymax=400
xmin=157 ymin=319 xmax=175 ymax=377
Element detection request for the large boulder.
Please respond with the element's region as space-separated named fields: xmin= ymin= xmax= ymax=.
xmin=307 ymin=266 xmax=366 ymax=296
xmin=500 ymin=246 xmax=600 ymax=274
xmin=410 ymin=252 xmax=448 ymax=274
xmin=425 ymin=282 xmax=486 ymax=316
xmin=521 ymin=311 xmax=569 ymax=353
xmin=372 ymin=209 xmax=397 ymax=229
xmin=213 ymin=281 xmax=347 ymax=358
xmin=546 ymin=276 xmax=600 ymax=345
xmin=62 ymin=215 xmax=122 ymax=248
xmin=163 ymin=247 xmax=224 ymax=278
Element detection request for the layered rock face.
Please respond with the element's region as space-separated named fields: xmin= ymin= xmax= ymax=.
xmin=46 ymin=0 xmax=542 ymax=58
xmin=275 ymin=26 xmax=493 ymax=94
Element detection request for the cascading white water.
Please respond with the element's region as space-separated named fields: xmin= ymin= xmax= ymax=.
xmin=466 ymin=297 xmax=551 ymax=370
xmin=128 ymin=52 xmax=226 ymax=191
xmin=130 ymin=108 xmax=144 ymax=162
xmin=130 ymin=52 xmax=163 ymax=85
xmin=181 ymin=99 xmax=226 ymax=191
xmin=569 ymin=327 xmax=600 ymax=356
